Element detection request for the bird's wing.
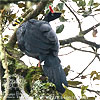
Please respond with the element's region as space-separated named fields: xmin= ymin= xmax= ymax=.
xmin=39 ymin=22 xmax=59 ymax=56
xmin=16 ymin=19 xmax=59 ymax=58
xmin=39 ymin=22 xmax=58 ymax=43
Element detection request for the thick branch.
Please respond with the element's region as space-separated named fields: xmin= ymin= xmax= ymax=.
xmin=81 ymin=22 xmax=100 ymax=35
xmin=24 ymin=0 xmax=49 ymax=21
xmin=60 ymin=36 xmax=100 ymax=49
xmin=7 ymin=0 xmax=49 ymax=48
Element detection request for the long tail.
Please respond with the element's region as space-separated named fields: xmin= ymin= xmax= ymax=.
xmin=43 ymin=55 xmax=68 ymax=93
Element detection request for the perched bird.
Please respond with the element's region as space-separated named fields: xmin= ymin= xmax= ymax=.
xmin=16 ymin=6 xmax=68 ymax=93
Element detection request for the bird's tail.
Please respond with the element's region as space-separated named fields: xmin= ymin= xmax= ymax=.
xmin=43 ymin=55 xmax=68 ymax=93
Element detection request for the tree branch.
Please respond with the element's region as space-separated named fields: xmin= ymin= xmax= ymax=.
xmin=61 ymin=0 xmax=82 ymax=32
xmin=7 ymin=0 xmax=49 ymax=49
xmin=81 ymin=22 xmax=100 ymax=35
xmin=60 ymin=36 xmax=100 ymax=49
xmin=69 ymin=85 xmax=100 ymax=96
xmin=70 ymin=45 xmax=100 ymax=55
xmin=71 ymin=55 xmax=96 ymax=80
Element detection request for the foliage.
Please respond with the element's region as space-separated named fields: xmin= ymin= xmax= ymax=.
xmin=31 ymin=80 xmax=62 ymax=100
xmin=90 ymin=71 xmax=100 ymax=80
xmin=68 ymin=81 xmax=82 ymax=86
xmin=56 ymin=24 xmax=64 ymax=33
xmin=62 ymin=86 xmax=77 ymax=100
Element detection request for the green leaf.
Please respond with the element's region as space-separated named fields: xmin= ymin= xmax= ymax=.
xmin=64 ymin=65 xmax=70 ymax=76
xmin=90 ymin=71 xmax=98 ymax=78
xmin=8 ymin=13 xmax=16 ymax=22
xmin=87 ymin=97 xmax=95 ymax=100
xmin=68 ymin=81 xmax=82 ymax=86
xmin=81 ymin=85 xmax=88 ymax=97
xmin=93 ymin=3 xmax=100 ymax=8
xmin=57 ymin=3 xmax=64 ymax=10
xmin=3 ymin=35 xmax=9 ymax=41
xmin=80 ymin=97 xmax=95 ymax=100
xmin=61 ymin=10 xmax=66 ymax=13
xmin=95 ymin=8 xmax=100 ymax=11
xmin=90 ymin=71 xmax=100 ymax=80
xmin=56 ymin=24 xmax=64 ymax=33
xmin=88 ymin=0 xmax=94 ymax=6
xmin=81 ymin=75 xmax=87 ymax=79
xmin=78 ymin=0 xmax=86 ymax=7
xmin=93 ymin=75 xmax=100 ymax=80
xmin=72 ymin=0 xmax=86 ymax=7
xmin=18 ymin=17 xmax=23 ymax=22
xmin=59 ymin=16 xmax=68 ymax=22
xmin=62 ymin=85 xmax=77 ymax=100
xmin=18 ymin=3 xmax=26 ymax=8
xmin=82 ymin=11 xmax=92 ymax=17
xmin=72 ymin=0 xmax=78 ymax=2
xmin=10 ymin=13 xmax=16 ymax=19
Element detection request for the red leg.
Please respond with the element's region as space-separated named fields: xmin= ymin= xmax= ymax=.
xmin=38 ymin=60 xmax=41 ymax=67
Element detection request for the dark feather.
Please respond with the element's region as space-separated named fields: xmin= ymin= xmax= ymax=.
xmin=43 ymin=55 xmax=68 ymax=93
xmin=16 ymin=11 xmax=68 ymax=93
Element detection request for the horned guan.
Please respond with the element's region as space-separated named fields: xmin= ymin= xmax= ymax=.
xmin=16 ymin=6 xmax=68 ymax=93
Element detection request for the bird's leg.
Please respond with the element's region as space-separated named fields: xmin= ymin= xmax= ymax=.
xmin=38 ymin=60 xmax=41 ymax=67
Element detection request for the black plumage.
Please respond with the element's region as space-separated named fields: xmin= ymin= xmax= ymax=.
xmin=16 ymin=10 xmax=68 ymax=93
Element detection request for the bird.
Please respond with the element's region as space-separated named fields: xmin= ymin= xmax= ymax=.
xmin=16 ymin=6 xmax=68 ymax=93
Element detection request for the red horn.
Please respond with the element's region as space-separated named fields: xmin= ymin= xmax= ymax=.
xmin=49 ymin=5 xmax=54 ymax=13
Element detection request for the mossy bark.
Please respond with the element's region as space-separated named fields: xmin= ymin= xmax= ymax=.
xmin=1 ymin=51 xmax=63 ymax=100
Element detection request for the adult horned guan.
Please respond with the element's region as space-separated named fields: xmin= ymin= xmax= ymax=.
xmin=16 ymin=6 xmax=68 ymax=93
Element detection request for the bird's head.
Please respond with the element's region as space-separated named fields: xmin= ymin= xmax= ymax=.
xmin=43 ymin=6 xmax=62 ymax=22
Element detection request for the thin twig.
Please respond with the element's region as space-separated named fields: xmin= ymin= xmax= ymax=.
xmin=91 ymin=47 xmax=100 ymax=61
xmin=70 ymin=45 xmax=100 ymax=56
xmin=59 ymin=50 xmax=75 ymax=56
xmin=60 ymin=35 xmax=100 ymax=49
xmin=60 ymin=0 xmax=82 ymax=32
xmin=69 ymin=85 xmax=100 ymax=96
xmin=59 ymin=45 xmax=100 ymax=57
xmin=71 ymin=55 xmax=96 ymax=80
xmin=81 ymin=22 xmax=100 ymax=35
xmin=67 ymin=0 xmax=81 ymax=16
